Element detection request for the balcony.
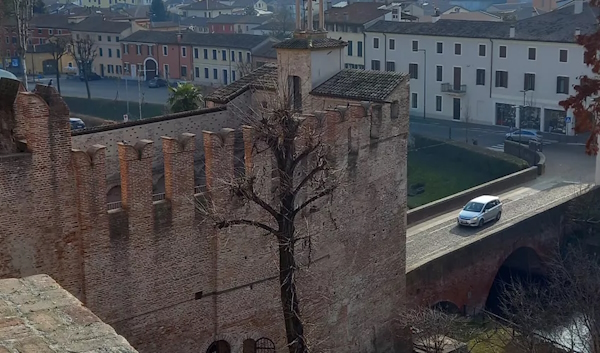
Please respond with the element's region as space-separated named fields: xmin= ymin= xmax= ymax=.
xmin=441 ymin=83 xmax=467 ymax=95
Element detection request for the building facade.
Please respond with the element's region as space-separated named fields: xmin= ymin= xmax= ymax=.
xmin=207 ymin=14 xmax=271 ymax=33
xmin=179 ymin=0 xmax=244 ymax=18
xmin=365 ymin=0 xmax=594 ymax=135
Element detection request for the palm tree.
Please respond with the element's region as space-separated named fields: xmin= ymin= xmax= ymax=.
xmin=167 ymin=82 xmax=204 ymax=113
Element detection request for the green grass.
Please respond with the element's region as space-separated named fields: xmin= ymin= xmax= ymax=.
xmin=407 ymin=150 xmax=497 ymax=208
xmin=62 ymin=96 xmax=167 ymax=121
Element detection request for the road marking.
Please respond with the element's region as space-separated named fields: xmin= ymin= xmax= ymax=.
xmin=487 ymin=144 xmax=504 ymax=152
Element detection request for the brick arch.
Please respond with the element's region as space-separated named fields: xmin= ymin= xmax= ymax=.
xmin=153 ymin=174 xmax=165 ymax=194
xmin=431 ymin=300 xmax=462 ymax=315
xmin=106 ymin=185 xmax=121 ymax=203
xmin=206 ymin=340 xmax=231 ymax=353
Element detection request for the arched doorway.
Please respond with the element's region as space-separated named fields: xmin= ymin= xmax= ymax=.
xmin=143 ymin=57 xmax=158 ymax=81
xmin=206 ymin=340 xmax=231 ymax=353
xmin=255 ymin=337 xmax=275 ymax=352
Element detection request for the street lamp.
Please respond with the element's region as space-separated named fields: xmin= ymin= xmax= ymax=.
xmin=418 ymin=49 xmax=427 ymax=120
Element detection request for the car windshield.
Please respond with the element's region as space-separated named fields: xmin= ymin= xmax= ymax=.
xmin=463 ymin=201 xmax=484 ymax=212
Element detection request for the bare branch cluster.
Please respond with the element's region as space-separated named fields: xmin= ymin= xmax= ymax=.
xmin=69 ymin=36 xmax=97 ymax=99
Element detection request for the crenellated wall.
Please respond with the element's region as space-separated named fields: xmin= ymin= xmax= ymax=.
xmin=1 ymin=80 xmax=410 ymax=353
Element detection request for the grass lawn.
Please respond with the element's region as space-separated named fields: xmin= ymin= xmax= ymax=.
xmin=407 ymin=150 xmax=499 ymax=209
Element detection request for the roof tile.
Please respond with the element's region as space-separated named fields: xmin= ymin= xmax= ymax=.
xmin=205 ymin=63 xmax=277 ymax=103
xmin=311 ymin=69 xmax=408 ymax=102
xmin=121 ymin=30 xmax=269 ymax=49
xmin=272 ymin=36 xmax=346 ymax=49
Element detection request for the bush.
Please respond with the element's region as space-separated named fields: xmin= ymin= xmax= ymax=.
xmin=63 ymin=96 xmax=167 ymax=121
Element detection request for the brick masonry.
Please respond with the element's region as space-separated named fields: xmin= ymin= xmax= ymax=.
xmin=0 ymin=69 xmax=410 ymax=352
xmin=0 ymin=274 xmax=138 ymax=352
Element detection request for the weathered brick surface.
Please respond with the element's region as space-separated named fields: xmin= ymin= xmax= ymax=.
xmin=0 ymin=274 xmax=138 ymax=352
xmin=0 ymin=67 xmax=410 ymax=352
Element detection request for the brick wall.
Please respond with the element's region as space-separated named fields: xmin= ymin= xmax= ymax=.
xmin=1 ymin=80 xmax=410 ymax=353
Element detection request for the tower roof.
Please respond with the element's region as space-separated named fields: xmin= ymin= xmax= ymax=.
xmin=272 ymin=36 xmax=346 ymax=50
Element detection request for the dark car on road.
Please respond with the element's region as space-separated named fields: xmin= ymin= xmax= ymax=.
xmin=69 ymin=117 xmax=86 ymax=130
xmin=79 ymin=72 xmax=102 ymax=81
xmin=148 ymin=77 xmax=168 ymax=88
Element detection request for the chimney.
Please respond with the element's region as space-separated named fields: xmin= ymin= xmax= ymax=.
xmin=432 ymin=7 xmax=440 ymax=22
xmin=575 ymin=27 xmax=581 ymax=36
xmin=531 ymin=8 xmax=537 ymax=16
xmin=509 ymin=25 xmax=515 ymax=38
xmin=574 ymin=0 xmax=583 ymax=14
xmin=177 ymin=33 xmax=182 ymax=42
xmin=327 ymin=0 xmax=332 ymax=9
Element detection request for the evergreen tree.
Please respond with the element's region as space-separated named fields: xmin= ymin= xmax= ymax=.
xmin=150 ymin=0 xmax=167 ymax=21
xmin=33 ymin=0 xmax=46 ymax=14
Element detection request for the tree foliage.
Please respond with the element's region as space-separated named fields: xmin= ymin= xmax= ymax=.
xmin=268 ymin=8 xmax=293 ymax=40
xmin=33 ymin=0 xmax=46 ymax=14
xmin=167 ymin=82 xmax=204 ymax=113
xmin=150 ymin=0 xmax=168 ymax=22
xmin=559 ymin=0 xmax=600 ymax=155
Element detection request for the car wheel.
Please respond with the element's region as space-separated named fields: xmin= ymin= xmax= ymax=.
xmin=507 ymin=136 xmax=513 ymax=141
xmin=496 ymin=211 xmax=501 ymax=221
xmin=478 ymin=219 xmax=484 ymax=227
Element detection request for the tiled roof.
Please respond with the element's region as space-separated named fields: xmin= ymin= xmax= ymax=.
xmin=26 ymin=43 xmax=60 ymax=53
xmin=121 ymin=30 xmax=269 ymax=49
xmin=272 ymin=36 xmax=346 ymax=49
xmin=367 ymin=2 xmax=599 ymax=43
xmin=0 ymin=275 xmax=139 ymax=353
xmin=253 ymin=37 xmax=279 ymax=58
xmin=207 ymin=14 xmax=270 ymax=24
xmin=70 ymin=16 xmax=133 ymax=33
xmin=179 ymin=15 xmax=210 ymax=27
xmin=253 ymin=20 xmax=294 ymax=31
xmin=205 ymin=63 xmax=277 ymax=103
xmin=30 ymin=14 xmax=72 ymax=28
xmin=311 ymin=69 xmax=408 ymax=102
xmin=323 ymin=2 xmax=390 ymax=25
xmin=181 ymin=0 xmax=236 ymax=10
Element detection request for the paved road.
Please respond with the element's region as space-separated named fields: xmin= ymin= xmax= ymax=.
xmin=406 ymin=177 xmax=593 ymax=270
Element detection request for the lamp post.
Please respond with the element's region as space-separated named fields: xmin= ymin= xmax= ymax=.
xmin=418 ymin=48 xmax=427 ymax=120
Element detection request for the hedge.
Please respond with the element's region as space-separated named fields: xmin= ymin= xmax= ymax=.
xmin=62 ymin=96 xmax=167 ymax=121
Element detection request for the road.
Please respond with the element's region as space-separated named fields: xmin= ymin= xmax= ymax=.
xmin=406 ymin=177 xmax=593 ymax=270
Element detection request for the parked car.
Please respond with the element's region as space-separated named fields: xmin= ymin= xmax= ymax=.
xmin=457 ymin=195 xmax=503 ymax=227
xmin=79 ymin=72 xmax=101 ymax=81
xmin=505 ymin=128 xmax=543 ymax=143
xmin=147 ymin=77 xmax=168 ymax=88
xmin=69 ymin=117 xmax=86 ymax=130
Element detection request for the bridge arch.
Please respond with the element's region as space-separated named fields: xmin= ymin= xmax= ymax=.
xmin=485 ymin=246 xmax=545 ymax=314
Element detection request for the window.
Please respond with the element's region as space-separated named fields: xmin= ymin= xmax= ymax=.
xmin=411 ymin=92 xmax=418 ymax=109
xmin=124 ymin=44 xmax=129 ymax=54
xmin=164 ymin=64 xmax=169 ymax=77
xmin=57 ymin=29 xmax=62 ymax=35
xmin=136 ymin=45 xmax=141 ymax=55
xmin=98 ymin=35 xmax=102 ymax=41
xmin=347 ymin=40 xmax=353 ymax=56
xmin=108 ymin=48 xmax=112 ymax=57
xmin=238 ymin=51 xmax=242 ymax=62
xmin=212 ymin=50 xmax=217 ymax=60
xmin=37 ymin=29 xmax=42 ymax=34
xmin=495 ymin=70 xmax=508 ymax=88
xmin=116 ymin=49 xmax=120 ymax=58
xmin=222 ymin=50 xmax=226 ymax=61
xmin=412 ymin=40 xmax=418 ymax=51
xmin=203 ymin=49 xmax=208 ymax=59
xmin=559 ymin=49 xmax=568 ymax=62
xmin=107 ymin=36 xmax=111 ymax=42
xmin=182 ymin=47 xmax=187 ymax=57
xmin=528 ymin=47 xmax=536 ymax=60
xmin=231 ymin=50 xmax=235 ymax=61
xmin=454 ymin=43 xmax=461 ymax=55
xmin=211 ymin=68 xmax=218 ymax=80
xmin=195 ymin=67 xmax=200 ymax=78
xmin=148 ymin=45 xmax=153 ymax=56
xmin=556 ymin=76 xmax=569 ymax=94
xmin=48 ymin=29 xmax=53 ymax=35
xmin=478 ymin=44 xmax=486 ymax=57
xmin=357 ymin=41 xmax=363 ymax=57
xmin=435 ymin=95 xmax=442 ymax=112
xmin=476 ymin=68 xmax=485 ymax=85
xmin=163 ymin=45 xmax=168 ymax=56
xmin=373 ymin=37 xmax=379 ymax=49
xmin=499 ymin=45 xmax=507 ymax=58
xmin=246 ymin=52 xmax=250 ymax=63
xmin=194 ymin=48 xmax=199 ymax=59
xmin=204 ymin=67 xmax=209 ymax=78
xmin=436 ymin=65 xmax=442 ymax=82
xmin=524 ymin=73 xmax=535 ymax=91
xmin=436 ymin=42 xmax=443 ymax=54
xmin=181 ymin=66 xmax=187 ymax=78
xmin=389 ymin=38 xmax=395 ymax=50
xmin=386 ymin=61 xmax=395 ymax=72
xmin=116 ymin=36 xmax=119 ymax=42
xmin=116 ymin=65 xmax=122 ymax=74
xmin=371 ymin=60 xmax=380 ymax=71
xmin=99 ymin=48 xmax=103 ymax=57
xmin=409 ymin=63 xmax=418 ymax=79
xmin=232 ymin=70 xmax=236 ymax=81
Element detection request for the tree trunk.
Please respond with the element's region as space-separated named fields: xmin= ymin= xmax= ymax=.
xmin=279 ymin=235 xmax=307 ymax=353
xmin=55 ymin=58 xmax=61 ymax=94
xmin=21 ymin=54 xmax=28 ymax=90
xmin=83 ymin=67 xmax=91 ymax=99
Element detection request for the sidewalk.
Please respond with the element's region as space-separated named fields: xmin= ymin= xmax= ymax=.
xmin=409 ymin=115 xmax=588 ymax=144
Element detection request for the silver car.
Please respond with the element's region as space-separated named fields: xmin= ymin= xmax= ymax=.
xmin=457 ymin=195 xmax=503 ymax=227
xmin=505 ymin=128 xmax=542 ymax=143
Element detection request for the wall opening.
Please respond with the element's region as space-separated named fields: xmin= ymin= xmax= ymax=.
xmin=432 ymin=301 xmax=461 ymax=315
xmin=206 ymin=340 xmax=231 ymax=353
xmin=106 ymin=185 xmax=122 ymax=203
xmin=485 ymin=246 xmax=546 ymax=316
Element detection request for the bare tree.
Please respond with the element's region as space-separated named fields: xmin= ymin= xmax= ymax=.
xmin=12 ymin=0 xmax=33 ymax=89
xmin=47 ymin=35 xmax=70 ymax=94
xmin=196 ymin=82 xmax=340 ymax=353
xmin=268 ymin=8 xmax=293 ymax=40
xmin=70 ymin=36 xmax=96 ymax=100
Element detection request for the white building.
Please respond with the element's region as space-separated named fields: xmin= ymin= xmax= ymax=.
xmin=365 ymin=0 xmax=595 ymax=136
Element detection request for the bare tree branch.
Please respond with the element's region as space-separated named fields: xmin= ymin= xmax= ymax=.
xmin=293 ymin=186 xmax=337 ymax=216
xmin=216 ymin=218 xmax=278 ymax=235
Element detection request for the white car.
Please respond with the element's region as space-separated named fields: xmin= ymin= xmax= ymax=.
xmin=457 ymin=195 xmax=503 ymax=227
xmin=505 ymin=129 xmax=543 ymax=143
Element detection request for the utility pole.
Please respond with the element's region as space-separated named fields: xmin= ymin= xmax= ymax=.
xmin=138 ymin=73 xmax=142 ymax=120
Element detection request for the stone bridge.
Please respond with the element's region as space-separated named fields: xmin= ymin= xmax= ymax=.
xmin=406 ymin=180 xmax=599 ymax=315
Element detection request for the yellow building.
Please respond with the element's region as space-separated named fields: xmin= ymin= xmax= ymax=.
xmin=25 ymin=44 xmax=75 ymax=76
